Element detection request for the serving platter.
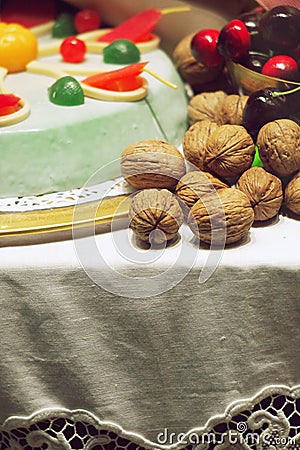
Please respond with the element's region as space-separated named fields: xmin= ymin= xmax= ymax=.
xmin=0 ymin=179 xmax=133 ymax=240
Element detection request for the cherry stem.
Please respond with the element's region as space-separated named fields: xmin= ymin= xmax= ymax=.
xmin=272 ymin=85 xmax=300 ymax=97
xmin=250 ymin=31 xmax=259 ymax=35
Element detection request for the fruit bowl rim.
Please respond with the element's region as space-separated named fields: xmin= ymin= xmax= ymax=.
xmin=228 ymin=59 xmax=300 ymax=87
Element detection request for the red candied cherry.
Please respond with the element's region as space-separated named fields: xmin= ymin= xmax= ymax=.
xmin=217 ymin=19 xmax=250 ymax=63
xmin=262 ymin=55 xmax=299 ymax=82
xmin=60 ymin=36 xmax=86 ymax=63
xmin=74 ymin=9 xmax=101 ymax=34
xmin=191 ymin=29 xmax=224 ymax=67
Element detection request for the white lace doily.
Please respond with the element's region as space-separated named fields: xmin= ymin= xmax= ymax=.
xmin=1 ymin=385 xmax=299 ymax=450
xmin=0 ymin=178 xmax=134 ymax=213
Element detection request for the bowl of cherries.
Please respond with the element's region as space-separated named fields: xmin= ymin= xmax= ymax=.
xmin=191 ymin=4 xmax=300 ymax=137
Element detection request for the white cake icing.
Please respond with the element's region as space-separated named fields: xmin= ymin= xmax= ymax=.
xmin=0 ymin=30 xmax=188 ymax=198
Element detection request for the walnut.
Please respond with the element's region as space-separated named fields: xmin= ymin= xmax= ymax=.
xmin=236 ymin=167 xmax=283 ymax=221
xmin=204 ymin=124 xmax=255 ymax=179
xmin=257 ymin=119 xmax=300 ymax=177
xmin=220 ymin=94 xmax=249 ymax=125
xmin=188 ymin=187 xmax=254 ymax=246
xmin=188 ymin=90 xmax=227 ymax=125
xmin=175 ymin=170 xmax=229 ymax=208
xmin=183 ymin=120 xmax=219 ymax=169
xmin=121 ymin=139 xmax=186 ymax=190
xmin=285 ymin=171 xmax=300 ymax=215
xmin=129 ymin=189 xmax=184 ymax=244
xmin=173 ymin=33 xmax=223 ymax=91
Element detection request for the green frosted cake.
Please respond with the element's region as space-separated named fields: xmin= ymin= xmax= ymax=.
xmin=0 ymin=21 xmax=188 ymax=198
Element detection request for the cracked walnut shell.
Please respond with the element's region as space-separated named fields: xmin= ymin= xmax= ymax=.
xmin=175 ymin=170 xmax=229 ymax=208
xmin=236 ymin=167 xmax=283 ymax=221
xmin=129 ymin=189 xmax=184 ymax=244
xmin=121 ymin=140 xmax=186 ymax=190
xmin=188 ymin=90 xmax=227 ymax=125
xmin=204 ymin=124 xmax=255 ymax=179
xmin=257 ymin=119 xmax=300 ymax=177
xmin=188 ymin=188 xmax=254 ymax=246
xmin=183 ymin=120 xmax=219 ymax=170
xmin=285 ymin=171 xmax=300 ymax=215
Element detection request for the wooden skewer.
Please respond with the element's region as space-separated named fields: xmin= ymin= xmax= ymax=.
xmin=143 ymin=68 xmax=177 ymax=90
xmin=160 ymin=6 xmax=191 ymax=15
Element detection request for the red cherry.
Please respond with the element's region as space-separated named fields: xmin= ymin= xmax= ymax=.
xmin=74 ymin=8 xmax=101 ymax=34
xmin=191 ymin=29 xmax=224 ymax=67
xmin=217 ymin=19 xmax=250 ymax=62
xmin=60 ymin=36 xmax=87 ymax=63
xmin=262 ymin=55 xmax=299 ymax=81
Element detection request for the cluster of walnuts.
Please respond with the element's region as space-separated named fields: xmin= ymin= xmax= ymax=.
xmin=186 ymin=90 xmax=300 ymax=217
xmin=120 ymin=92 xmax=300 ymax=246
xmin=120 ymin=137 xmax=255 ymax=246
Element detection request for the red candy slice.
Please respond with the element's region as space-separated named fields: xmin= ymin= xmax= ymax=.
xmin=0 ymin=93 xmax=22 ymax=116
xmin=82 ymin=62 xmax=148 ymax=91
xmin=101 ymin=77 xmax=144 ymax=92
xmin=97 ymin=9 xmax=162 ymax=43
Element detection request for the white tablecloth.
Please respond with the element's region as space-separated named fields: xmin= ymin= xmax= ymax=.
xmin=0 ymin=1 xmax=298 ymax=447
xmin=0 ymin=217 xmax=299 ymax=448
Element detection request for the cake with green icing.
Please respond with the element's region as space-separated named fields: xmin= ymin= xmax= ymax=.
xmin=0 ymin=13 xmax=188 ymax=198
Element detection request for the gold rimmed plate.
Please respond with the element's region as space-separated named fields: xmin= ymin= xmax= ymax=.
xmin=0 ymin=194 xmax=131 ymax=245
